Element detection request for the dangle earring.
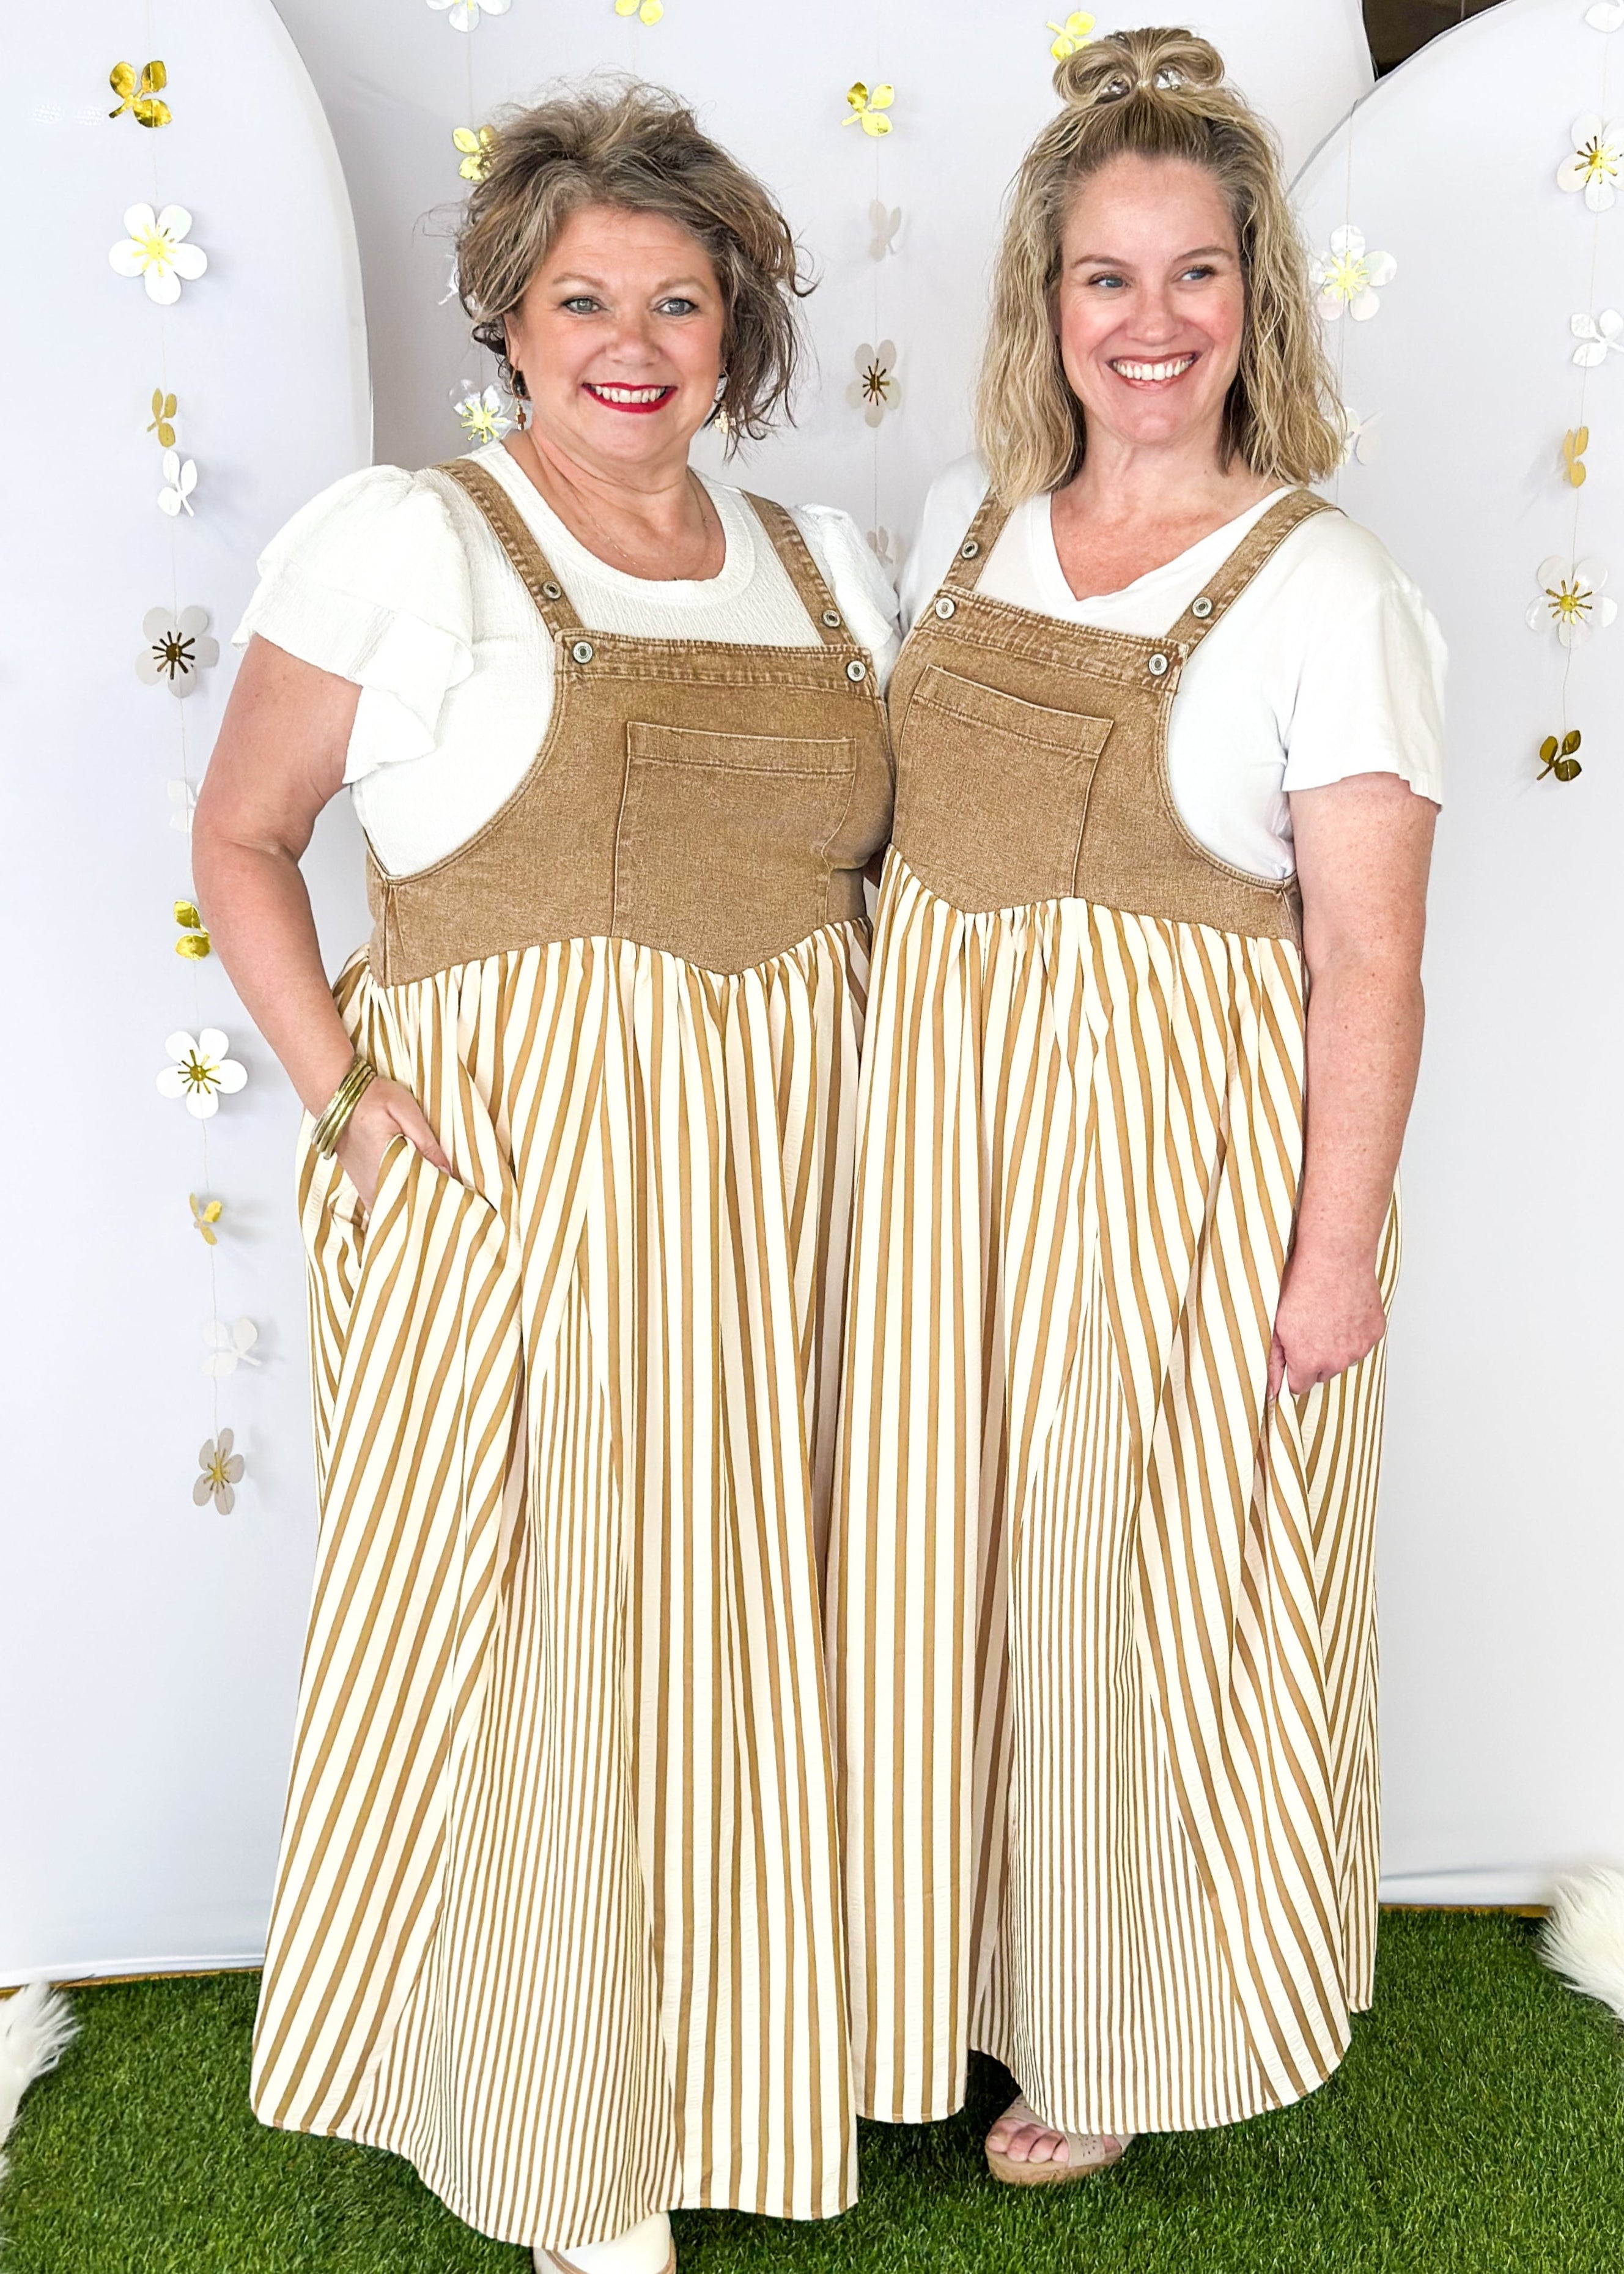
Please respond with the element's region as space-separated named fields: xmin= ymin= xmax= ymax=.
xmin=510 ymin=368 xmax=532 ymax=431
xmin=709 ymin=371 xmax=731 ymax=443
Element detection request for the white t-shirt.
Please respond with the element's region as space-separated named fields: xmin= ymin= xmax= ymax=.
xmin=233 ymin=442 xmax=902 ymax=876
xmin=901 ymin=455 xmax=1446 ymax=881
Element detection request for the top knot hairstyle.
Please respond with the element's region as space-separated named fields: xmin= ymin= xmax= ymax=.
xmin=977 ymin=26 xmax=1343 ymax=502
xmin=456 ymin=77 xmax=810 ymax=450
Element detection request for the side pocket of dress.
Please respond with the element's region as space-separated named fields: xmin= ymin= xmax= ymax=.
xmin=298 ymin=1128 xmax=408 ymax=1501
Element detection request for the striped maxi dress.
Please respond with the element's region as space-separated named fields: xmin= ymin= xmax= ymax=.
xmin=249 ymin=460 xmax=893 ymax=2246
xmin=827 ymin=485 xmax=1400 ymax=2140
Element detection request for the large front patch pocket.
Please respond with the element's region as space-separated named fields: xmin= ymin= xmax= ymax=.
xmin=893 ymin=663 xmax=1114 ymax=913
xmin=613 ymin=720 xmax=857 ymax=973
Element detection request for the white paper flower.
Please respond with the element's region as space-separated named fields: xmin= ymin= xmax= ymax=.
xmin=1526 ymin=555 xmax=1618 ymax=646
xmin=168 ymin=778 xmax=196 ymax=833
xmin=428 ymin=0 xmax=509 ymax=28
xmin=1337 ymin=406 xmax=1382 ymax=467
xmin=156 ymin=1029 xmax=248 ymax=1119
xmin=1586 ymin=3 xmax=1624 ymax=33
xmin=158 ymin=449 xmax=197 ymax=517
xmin=202 ymin=1318 xmax=260 ymax=1378
xmin=1558 ymin=115 xmax=1624 ymax=210
xmin=1310 ymin=226 xmax=1397 ymax=322
xmin=452 ymin=383 xmax=517 ymax=442
xmin=867 ymin=526 xmax=906 ymax=573
xmin=1572 ymin=308 xmax=1624 ymax=364
xmin=193 ymin=1431 xmax=245 ymax=1514
xmin=868 ymin=201 xmax=902 ymax=261
xmin=136 ymin=606 xmax=218 ymax=697
xmin=850 ymin=341 xmax=901 ymax=426
xmin=108 ymin=202 xmax=207 ymax=304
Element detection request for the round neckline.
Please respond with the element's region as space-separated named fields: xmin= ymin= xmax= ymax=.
xmin=473 ymin=442 xmax=757 ymax=606
xmin=1030 ymin=484 xmax=1294 ymax=615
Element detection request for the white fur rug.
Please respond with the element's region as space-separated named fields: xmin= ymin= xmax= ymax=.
xmin=1540 ymin=1867 xmax=1624 ymax=2020
xmin=0 ymin=1983 xmax=76 ymax=2184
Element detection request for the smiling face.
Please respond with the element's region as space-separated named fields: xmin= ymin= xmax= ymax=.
xmin=503 ymin=202 xmax=727 ymax=478
xmin=1054 ymin=153 xmax=1247 ymax=464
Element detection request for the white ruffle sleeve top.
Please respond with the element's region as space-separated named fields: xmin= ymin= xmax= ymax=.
xmin=902 ymin=454 xmax=1446 ymax=881
xmin=233 ymin=442 xmax=902 ymax=877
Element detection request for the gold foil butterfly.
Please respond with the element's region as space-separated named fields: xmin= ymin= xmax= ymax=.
xmin=1537 ymin=728 xmax=1582 ymax=783
xmin=174 ymin=900 xmax=212 ymax=958
xmin=1048 ymin=13 xmax=1096 ymax=59
xmin=844 ymin=83 xmax=895 ymax=135
xmin=1563 ymin=426 xmax=1590 ymax=487
xmin=454 ymin=125 xmax=496 ymax=180
xmin=148 ymin=390 xmax=178 ymax=447
xmin=190 ymin=1193 xmax=224 ymax=1246
xmin=109 ymin=60 xmax=171 ymax=128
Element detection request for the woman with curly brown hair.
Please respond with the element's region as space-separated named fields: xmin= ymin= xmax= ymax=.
xmin=194 ymin=80 xmax=897 ymax=2274
xmin=828 ymin=26 xmax=1444 ymax=2188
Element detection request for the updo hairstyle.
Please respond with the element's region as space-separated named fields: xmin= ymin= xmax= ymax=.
xmin=976 ymin=26 xmax=1344 ymax=500
xmin=456 ymin=77 xmax=809 ymax=448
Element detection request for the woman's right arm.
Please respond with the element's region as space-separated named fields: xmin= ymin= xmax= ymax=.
xmin=191 ymin=634 xmax=452 ymax=1206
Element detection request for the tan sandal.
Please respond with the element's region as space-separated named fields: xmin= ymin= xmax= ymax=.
xmin=984 ymin=2094 xmax=1131 ymax=2187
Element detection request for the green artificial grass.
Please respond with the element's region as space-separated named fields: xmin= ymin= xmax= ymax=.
xmin=3 ymin=1916 xmax=1622 ymax=2273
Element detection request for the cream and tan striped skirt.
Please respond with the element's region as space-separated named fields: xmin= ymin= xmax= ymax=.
xmin=251 ymin=925 xmax=866 ymax=2246
xmin=828 ymin=857 xmax=1397 ymax=2138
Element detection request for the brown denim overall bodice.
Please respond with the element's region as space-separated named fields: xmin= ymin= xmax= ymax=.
xmin=365 ymin=458 xmax=894 ymax=984
xmin=886 ymin=484 xmax=1337 ymax=939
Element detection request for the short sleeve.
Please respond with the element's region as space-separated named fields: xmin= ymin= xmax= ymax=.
xmin=901 ymin=456 xmax=993 ymax=629
xmin=232 ymin=465 xmax=475 ymax=780
xmin=1278 ymin=522 xmax=1447 ymax=806
xmin=791 ymin=505 xmax=902 ymax=690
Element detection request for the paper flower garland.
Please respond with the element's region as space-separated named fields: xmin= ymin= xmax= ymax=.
xmin=844 ymin=83 xmax=895 ymax=136
xmin=202 ymin=1319 xmax=260 ymax=1378
xmin=148 ymin=388 xmax=179 ymax=446
xmin=137 ymin=606 xmax=219 ymax=697
xmin=1310 ymin=227 xmax=1396 ymax=322
xmin=851 ymin=342 xmax=901 ymax=424
xmin=194 ymin=1432 xmax=245 ymax=1513
xmin=1558 ymin=115 xmax=1624 ymax=210
xmin=869 ymin=201 xmax=902 ymax=260
xmin=1572 ymin=308 xmax=1623 ymax=363
xmin=190 ymin=1193 xmax=223 ymax=1245
xmin=1587 ymin=1 xmax=1624 ymax=27
xmin=867 ymin=527 xmax=904 ymax=573
xmin=1538 ymin=728 xmax=1584 ymax=782
xmin=168 ymin=779 xmax=196 ymax=833
xmin=1338 ymin=406 xmax=1382 ymax=467
xmin=454 ymin=384 xmax=517 ymax=442
xmin=428 ymin=0 xmax=509 ymax=27
xmin=174 ymin=900 xmax=210 ymax=958
xmin=159 ymin=449 xmax=197 ymax=517
xmin=1563 ymin=425 xmax=1590 ymax=485
xmin=109 ymin=204 xmax=207 ymax=305
xmin=108 ymin=61 xmax=171 ymax=129
xmin=156 ymin=1030 xmax=248 ymax=1119
xmin=615 ymin=0 xmax=665 ymax=19
xmin=1526 ymin=555 xmax=1618 ymax=645
xmin=1049 ymin=13 xmax=1096 ymax=59
xmin=454 ymin=125 xmax=496 ymax=180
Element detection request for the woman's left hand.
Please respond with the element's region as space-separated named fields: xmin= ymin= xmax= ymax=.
xmin=1268 ymin=1246 xmax=1387 ymax=1398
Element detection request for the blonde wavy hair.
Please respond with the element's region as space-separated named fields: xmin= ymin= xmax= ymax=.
xmin=456 ymin=78 xmax=810 ymax=450
xmin=976 ymin=26 xmax=1343 ymax=502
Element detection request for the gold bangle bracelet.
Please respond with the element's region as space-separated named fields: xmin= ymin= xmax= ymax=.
xmin=311 ymin=1056 xmax=376 ymax=1157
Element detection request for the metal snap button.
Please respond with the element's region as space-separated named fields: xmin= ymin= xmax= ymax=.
xmin=1191 ymin=595 xmax=1214 ymax=619
xmin=846 ymin=658 xmax=868 ymax=682
xmin=822 ymin=609 xmax=843 ymax=628
xmin=571 ymin=639 xmax=594 ymax=665
xmin=959 ymin=539 xmax=980 ymax=560
xmin=935 ymin=596 xmax=957 ymax=619
xmin=1147 ymin=651 xmax=1170 ymax=676
xmin=542 ymin=580 xmax=563 ymax=601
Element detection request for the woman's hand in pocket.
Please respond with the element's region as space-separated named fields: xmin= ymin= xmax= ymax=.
xmin=334 ymin=1078 xmax=453 ymax=1210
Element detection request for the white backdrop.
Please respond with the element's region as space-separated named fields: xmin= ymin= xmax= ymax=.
xmin=1296 ymin=0 xmax=1624 ymax=1902
xmin=1 ymin=0 xmax=370 ymax=1983
xmin=7 ymin=0 xmax=1609 ymax=1982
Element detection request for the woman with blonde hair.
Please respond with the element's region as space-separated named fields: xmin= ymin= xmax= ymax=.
xmin=829 ymin=27 xmax=1444 ymax=2184
xmin=194 ymin=79 xmax=897 ymax=2274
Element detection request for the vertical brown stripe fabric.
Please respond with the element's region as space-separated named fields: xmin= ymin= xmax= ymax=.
xmin=827 ymin=486 xmax=1397 ymax=2138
